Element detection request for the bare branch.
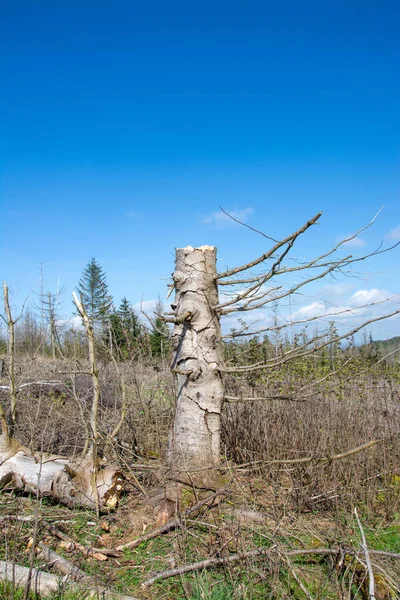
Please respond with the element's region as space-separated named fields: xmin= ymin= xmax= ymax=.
xmin=218 ymin=205 xmax=280 ymax=242
xmin=187 ymin=439 xmax=383 ymax=473
xmin=222 ymin=309 xmax=400 ymax=373
xmin=217 ymin=213 xmax=322 ymax=280
xmin=219 ymin=255 xmax=351 ymax=314
xmin=354 ymin=508 xmax=376 ymax=600
xmin=142 ymin=542 xmax=400 ymax=588
xmin=223 ymin=295 xmax=400 ymax=339
xmin=3 ymin=282 xmax=17 ymax=436
xmin=217 ymin=208 xmax=399 ymax=317
xmin=156 ymin=310 xmax=193 ymax=325
xmin=140 ymin=299 xmax=171 ymax=336
xmin=72 ymin=292 xmax=100 ymax=457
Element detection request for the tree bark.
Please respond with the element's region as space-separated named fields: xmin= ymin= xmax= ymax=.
xmin=0 ymin=437 xmax=123 ymax=510
xmin=168 ymin=246 xmax=224 ymax=487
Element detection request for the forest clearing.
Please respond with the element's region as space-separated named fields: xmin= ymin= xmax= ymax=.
xmin=1 ymin=213 xmax=400 ymax=599
xmin=3 ymin=2 xmax=400 ymax=596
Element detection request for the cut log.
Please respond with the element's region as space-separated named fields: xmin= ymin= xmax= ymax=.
xmin=0 ymin=560 xmax=140 ymax=599
xmin=0 ymin=437 xmax=123 ymax=510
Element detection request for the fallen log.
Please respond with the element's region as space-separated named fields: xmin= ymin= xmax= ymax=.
xmin=37 ymin=542 xmax=90 ymax=583
xmin=0 ymin=436 xmax=124 ymax=510
xmin=0 ymin=560 xmax=141 ymax=599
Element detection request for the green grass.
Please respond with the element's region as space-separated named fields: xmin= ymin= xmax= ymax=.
xmin=1 ymin=493 xmax=400 ymax=600
xmin=365 ymin=522 xmax=400 ymax=553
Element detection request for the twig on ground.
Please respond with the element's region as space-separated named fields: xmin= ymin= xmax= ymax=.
xmin=43 ymin=523 xmax=118 ymax=560
xmin=141 ymin=545 xmax=400 ymax=588
xmin=37 ymin=542 xmax=90 ymax=583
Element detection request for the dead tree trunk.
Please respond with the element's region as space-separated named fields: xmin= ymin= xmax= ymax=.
xmin=3 ymin=282 xmax=17 ymax=434
xmin=0 ymin=437 xmax=123 ymax=510
xmin=167 ymin=246 xmax=224 ymax=487
xmin=0 ymin=285 xmax=124 ymax=511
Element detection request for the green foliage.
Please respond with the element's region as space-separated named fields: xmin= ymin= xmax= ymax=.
xmin=190 ymin=575 xmax=234 ymax=599
xmin=149 ymin=298 xmax=171 ymax=358
xmin=76 ymin=257 xmax=113 ymax=328
xmin=109 ymin=297 xmax=142 ymax=357
xmin=364 ymin=522 xmax=400 ymax=553
xmin=222 ymin=329 xmax=400 ymax=389
xmin=369 ymin=335 xmax=400 ymax=362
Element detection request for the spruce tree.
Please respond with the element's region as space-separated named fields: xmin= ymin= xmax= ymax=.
xmin=149 ymin=298 xmax=170 ymax=358
xmin=118 ymin=297 xmax=141 ymax=339
xmin=76 ymin=258 xmax=113 ymax=329
xmin=109 ymin=297 xmax=141 ymax=356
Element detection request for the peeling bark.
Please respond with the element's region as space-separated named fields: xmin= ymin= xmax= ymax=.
xmin=0 ymin=437 xmax=123 ymax=510
xmin=168 ymin=246 xmax=224 ymax=487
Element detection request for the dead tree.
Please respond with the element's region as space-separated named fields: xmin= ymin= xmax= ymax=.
xmin=165 ymin=211 xmax=400 ymax=492
xmin=167 ymin=246 xmax=224 ymax=487
xmin=0 ymin=285 xmax=123 ymax=511
xmin=2 ymin=282 xmax=19 ymax=434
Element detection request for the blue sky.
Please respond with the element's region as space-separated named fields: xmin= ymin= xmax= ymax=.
xmin=1 ymin=1 xmax=399 ymax=339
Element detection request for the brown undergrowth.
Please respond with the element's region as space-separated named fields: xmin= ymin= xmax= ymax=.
xmin=1 ymin=357 xmax=400 ymax=598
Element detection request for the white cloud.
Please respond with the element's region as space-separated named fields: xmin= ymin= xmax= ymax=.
xmin=56 ymin=316 xmax=83 ymax=331
xmin=292 ymin=289 xmax=394 ymax=322
xmin=292 ymin=301 xmax=326 ymax=319
xmin=388 ymin=225 xmax=400 ymax=241
xmin=348 ymin=288 xmax=391 ymax=306
xmin=201 ymin=207 xmax=254 ymax=227
xmin=133 ymin=298 xmax=158 ymax=316
xmin=336 ymin=235 xmax=366 ymax=248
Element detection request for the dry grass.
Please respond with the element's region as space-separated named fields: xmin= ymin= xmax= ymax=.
xmin=1 ymin=354 xmax=400 ymax=598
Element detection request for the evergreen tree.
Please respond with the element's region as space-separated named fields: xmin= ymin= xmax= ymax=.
xmin=76 ymin=258 xmax=113 ymax=329
xmin=118 ymin=297 xmax=141 ymax=339
xmin=109 ymin=297 xmax=141 ymax=356
xmin=149 ymin=298 xmax=170 ymax=358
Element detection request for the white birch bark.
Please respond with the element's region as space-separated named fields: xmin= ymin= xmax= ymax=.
xmin=0 ymin=438 xmax=123 ymax=510
xmin=168 ymin=246 xmax=224 ymax=483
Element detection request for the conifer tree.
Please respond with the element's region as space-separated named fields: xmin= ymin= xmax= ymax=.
xmin=76 ymin=258 xmax=113 ymax=330
xmin=109 ymin=297 xmax=141 ymax=356
xmin=118 ymin=297 xmax=141 ymax=338
xmin=149 ymin=298 xmax=170 ymax=358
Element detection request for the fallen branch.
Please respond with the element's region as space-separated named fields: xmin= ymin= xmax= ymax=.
xmin=37 ymin=542 xmax=90 ymax=583
xmin=0 ymin=560 xmax=141 ymax=600
xmin=0 ymin=441 xmax=123 ymax=511
xmin=141 ymin=546 xmax=337 ymax=587
xmin=0 ymin=515 xmax=35 ymax=523
xmin=116 ymin=486 xmax=229 ymax=551
xmin=43 ymin=523 xmax=119 ymax=560
xmin=0 ymin=381 xmax=63 ymax=391
xmin=37 ymin=543 xmax=137 ymax=598
xmin=142 ymin=545 xmax=400 ymax=588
